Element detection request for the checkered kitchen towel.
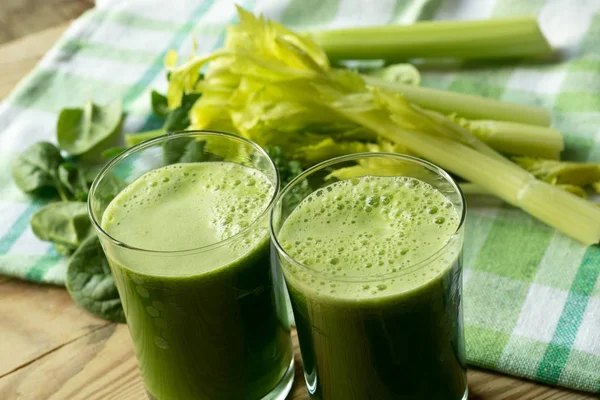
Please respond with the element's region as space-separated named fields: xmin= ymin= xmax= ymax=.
xmin=1 ymin=0 xmax=599 ymax=393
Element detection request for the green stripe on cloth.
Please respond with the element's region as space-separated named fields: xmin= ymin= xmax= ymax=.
xmin=25 ymin=247 xmax=63 ymax=282
xmin=60 ymin=40 xmax=157 ymax=64
xmin=554 ymin=92 xmax=600 ymax=112
xmin=90 ymin=9 xmax=185 ymax=31
xmin=535 ymin=247 xmax=600 ymax=385
xmin=471 ymin=205 xmax=555 ymax=282
xmin=0 ymin=200 xmax=49 ymax=254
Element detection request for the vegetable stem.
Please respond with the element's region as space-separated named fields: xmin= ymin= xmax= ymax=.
xmin=364 ymin=75 xmax=552 ymax=126
xmin=310 ymin=17 xmax=553 ymax=62
xmin=460 ymin=119 xmax=564 ymax=159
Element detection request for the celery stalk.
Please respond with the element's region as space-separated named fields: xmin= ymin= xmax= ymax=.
xmin=364 ymin=75 xmax=552 ymax=126
xmin=458 ymin=183 xmax=490 ymax=195
xmin=310 ymin=17 xmax=553 ymax=62
xmin=459 ymin=182 xmax=590 ymax=199
xmin=459 ymin=119 xmax=564 ymax=159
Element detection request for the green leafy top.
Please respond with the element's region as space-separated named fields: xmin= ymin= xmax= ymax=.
xmin=30 ymin=201 xmax=94 ymax=254
xmin=57 ymin=100 xmax=123 ymax=158
xmin=514 ymin=157 xmax=600 ymax=191
xmin=66 ymin=235 xmax=125 ymax=323
xmin=11 ymin=142 xmax=64 ymax=196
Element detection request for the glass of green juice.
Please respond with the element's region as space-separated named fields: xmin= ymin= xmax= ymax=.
xmin=89 ymin=131 xmax=294 ymax=400
xmin=271 ymin=153 xmax=467 ymax=400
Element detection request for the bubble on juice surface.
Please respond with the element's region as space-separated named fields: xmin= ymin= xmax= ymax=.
xmin=278 ymin=175 xmax=460 ymax=297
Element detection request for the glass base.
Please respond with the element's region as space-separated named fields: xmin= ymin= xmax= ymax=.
xmin=461 ymin=387 xmax=469 ymax=400
xmin=261 ymin=358 xmax=295 ymax=400
xmin=146 ymin=358 xmax=294 ymax=400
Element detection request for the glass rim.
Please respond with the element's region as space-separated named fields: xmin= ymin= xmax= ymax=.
xmin=88 ymin=130 xmax=280 ymax=255
xmin=269 ymin=152 xmax=466 ymax=283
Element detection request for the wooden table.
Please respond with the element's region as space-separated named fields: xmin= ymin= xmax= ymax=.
xmin=0 ymin=11 xmax=595 ymax=400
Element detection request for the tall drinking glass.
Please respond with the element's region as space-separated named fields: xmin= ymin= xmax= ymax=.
xmin=89 ymin=131 xmax=294 ymax=400
xmin=271 ymin=153 xmax=467 ymax=400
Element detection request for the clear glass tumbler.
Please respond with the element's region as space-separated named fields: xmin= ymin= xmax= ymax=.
xmin=271 ymin=153 xmax=467 ymax=400
xmin=89 ymin=131 xmax=294 ymax=400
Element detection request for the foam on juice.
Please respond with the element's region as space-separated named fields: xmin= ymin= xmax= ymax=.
xmin=102 ymin=162 xmax=274 ymax=276
xmin=278 ymin=175 xmax=461 ymax=300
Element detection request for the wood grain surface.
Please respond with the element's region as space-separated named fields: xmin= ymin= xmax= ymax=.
xmin=0 ymin=0 xmax=92 ymax=45
xmin=0 ymin=9 xmax=595 ymax=400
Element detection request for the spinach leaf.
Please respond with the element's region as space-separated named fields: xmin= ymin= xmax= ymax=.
xmin=11 ymin=142 xmax=65 ymax=196
xmin=66 ymin=235 xmax=125 ymax=323
xmin=57 ymin=100 xmax=123 ymax=158
xmin=58 ymin=163 xmax=90 ymax=201
xmin=82 ymin=164 xmax=104 ymax=185
xmin=151 ymin=90 xmax=169 ymax=118
xmin=30 ymin=201 xmax=93 ymax=253
xmin=55 ymin=243 xmax=75 ymax=257
xmin=163 ymin=93 xmax=201 ymax=132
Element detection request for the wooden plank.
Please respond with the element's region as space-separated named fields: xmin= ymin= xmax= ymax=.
xmin=0 ymin=0 xmax=92 ymax=46
xmin=0 ymin=280 xmax=110 ymax=378
xmin=0 ymin=323 xmax=143 ymax=400
xmin=0 ymin=23 xmax=70 ymax=100
xmin=0 ymin=323 xmax=591 ymax=400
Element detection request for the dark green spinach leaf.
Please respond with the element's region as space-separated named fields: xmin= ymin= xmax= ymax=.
xmin=66 ymin=235 xmax=125 ymax=323
xmin=163 ymin=93 xmax=201 ymax=132
xmin=30 ymin=201 xmax=93 ymax=253
xmin=11 ymin=142 xmax=65 ymax=197
xmin=58 ymin=163 xmax=90 ymax=201
xmin=57 ymin=100 xmax=123 ymax=158
xmin=151 ymin=90 xmax=169 ymax=118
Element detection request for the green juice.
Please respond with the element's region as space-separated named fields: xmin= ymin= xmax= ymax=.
xmin=278 ymin=175 xmax=467 ymax=399
xmin=101 ymin=162 xmax=293 ymax=400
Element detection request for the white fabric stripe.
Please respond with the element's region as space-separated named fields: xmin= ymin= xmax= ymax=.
xmin=539 ymin=0 xmax=600 ymax=57
xmin=9 ymin=227 xmax=52 ymax=256
xmin=512 ymin=284 xmax=569 ymax=343
xmin=534 ymin=232 xmax=589 ymax=288
xmin=0 ymin=105 xmax=57 ymax=152
xmin=504 ymin=69 xmax=567 ymax=96
xmin=253 ymin=0 xmax=292 ymax=20
xmin=435 ymin=0 xmax=496 ymax=20
xmin=41 ymin=258 xmax=68 ymax=285
xmin=66 ymin=19 xmax=175 ymax=53
xmin=103 ymin=0 xmax=213 ymax=23
xmin=573 ymin=297 xmax=600 ymax=355
xmin=0 ymin=202 xmax=29 ymax=241
xmin=39 ymin=51 xmax=150 ymax=85
xmin=328 ymin=0 xmax=397 ymax=28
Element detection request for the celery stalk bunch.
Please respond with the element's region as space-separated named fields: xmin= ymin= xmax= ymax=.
xmin=157 ymin=7 xmax=600 ymax=245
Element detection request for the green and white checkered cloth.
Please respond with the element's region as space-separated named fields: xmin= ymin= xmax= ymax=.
xmin=1 ymin=0 xmax=599 ymax=393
